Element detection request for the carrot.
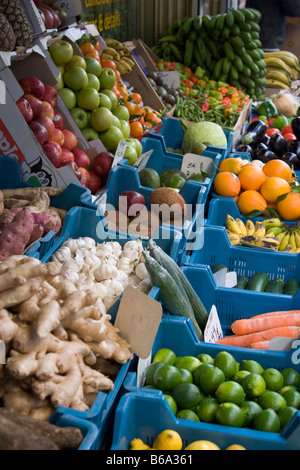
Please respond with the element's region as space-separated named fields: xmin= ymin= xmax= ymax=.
xmin=231 ymin=314 xmax=300 ymax=336
xmin=216 ymin=326 xmax=300 ymax=348
xmin=250 ymin=341 xmax=270 ymax=350
xmin=251 ymin=310 xmax=300 ymax=320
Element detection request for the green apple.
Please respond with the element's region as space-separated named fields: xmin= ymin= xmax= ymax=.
xmin=86 ymin=73 xmax=100 ymax=91
xmin=64 ymin=67 xmax=89 ymax=91
xmin=77 ymin=88 xmax=100 ymax=111
xmin=123 ymin=145 xmax=138 ymax=166
xmin=65 ymin=55 xmax=87 ymax=71
xmin=120 ymin=120 xmax=130 ymax=138
xmin=112 ymin=115 xmax=121 ymax=129
xmin=98 ymin=92 xmax=112 ymax=110
xmin=90 ymin=107 xmax=114 ymax=133
xmin=70 ymin=107 xmax=89 ymax=130
xmin=55 ymin=71 xmax=64 ymax=91
xmin=59 ymin=88 xmax=77 ymax=110
xmin=124 ymin=138 xmax=143 ymax=156
xmin=82 ymin=127 xmax=100 ymax=141
xmin=99 ymin=68 xmax=116 ymax=91
xmin=101 ymin=89 xmax=118 ymax=111
xmin=48 ymin=40 xmax=73 ymax=66
xmin=113 ymin=105 xmax=130 ymax=122
xmin=85 ymin=57 xmax=102 ymax=77
xmin=100 ymin=126 xmax=124 ymax=153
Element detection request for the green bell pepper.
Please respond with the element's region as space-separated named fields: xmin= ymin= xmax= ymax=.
xmin=257 ymin=100 xmax=278 ymax=118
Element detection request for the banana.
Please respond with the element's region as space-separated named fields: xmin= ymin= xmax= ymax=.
xmin=262 ymin=218 xmax=283 ymax=229
xmin=255 ymin=236 xmax=281 ymax=250
xmin=266 ymin=226 xmax=285 ymax=237
xmin=240 ymin=235 xmax=258 ymax=245
xmin=226 ymin=215 xmax=243 ymax=236
xmin=276 ymin=230 xmax=289 ymax=243
xmin=101 ymin=53 xmax=115 ymax=61
xmin=104 ymin=47 xmax=121 ymax=60
xmin=289 ymin=231 xmax=297 ymax=251
xmin=295 ymin=230 xmax=300 ymax=249
xmin=279 ymin=232 xmax=291 ymax=252
xmin=253 ymin=221 xmax=266 ymax=238
xmin=264 ymin=51 xmax=300 ymax=70
xmin=266 ymin=79 xmax=291 ymax=90
xmin=121 ymin=57 xmax=135 ymax=68
xmin=236 ymin=219 xmax=247 ymax=237
xmin=118 ymin=59 xmax=133 ymax=72
xmin=115 ymin=61 xmax=128 ymax=75
xmin=264 ymin=57 xmax=292 ymax=74
xmin=266 ymin=68 xmax=291 ymax=86
xmin=226 ymin=230 xmax=241 ymax=246
xmin=246 ymin=219 xmax=255 ymax=236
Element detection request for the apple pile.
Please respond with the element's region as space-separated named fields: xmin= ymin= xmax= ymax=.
xmin=48 ymin=40 xmax=143 ymax=164
xmin=16 ymin=75 xmax=103 ymax=194
xmin=33 ymin=0 xmax=68 ymax=30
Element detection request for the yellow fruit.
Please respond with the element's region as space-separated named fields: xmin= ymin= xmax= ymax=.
xmin=152 ymin=430 xmax=183 ymax=450
xmin=185 ymin=440 xmax=220 ymax=450
xmin=130 ymin=438 xmax=151 ymax=450
xmin=226 ymin=444 xmax=246 ymax=450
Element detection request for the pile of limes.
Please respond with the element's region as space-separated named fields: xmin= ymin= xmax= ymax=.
xmin=144 ymin=348 xmax=300 ymax=433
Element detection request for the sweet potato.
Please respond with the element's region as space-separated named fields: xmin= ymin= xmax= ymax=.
xmin=0 ymin=208 xmax=34 ymax=262
xmin=32 ymin=212 xmax=62 ymax=236
xmin=27 ymin=224 xmax=44 ymax=247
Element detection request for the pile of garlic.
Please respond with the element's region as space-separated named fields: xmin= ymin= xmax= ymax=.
xmin=51 ymin=238 xmax=152 ymax=310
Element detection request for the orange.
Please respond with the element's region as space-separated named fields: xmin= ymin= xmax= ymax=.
xmin=238 ymin=164 xmax=267 ymax=191
xmin=143 ymin=121 xmax=153 ymax=130
xmin=218 ymin=158 xmax=245 ymax=175
xmin=115 ymin=69 xmax=121 ymax=83
xmin=130 ymin=121 xmax=144 ymax=138
xmin=80 ymin=42 xmax=96 ymax=56
xmin=214 ymin=172 xmax=241 ymax=197
xmin=125 ymin=100 xmax=136 ymax=115
xmin=237 ymin=190 xmax=267 ymax=215
xmin=260 ymin=177 xmax=291 ymax=203
xmin=134 ymin=105 xmax=146 ymax=119
xmin=117 ymin=82 xmax=129 ymax=101
xmin=145 ymin=112 xmax=162 ymax=124
xmin=100 ymin=59 xmax=118 ymax=73
xmin=85 ymin=51 xmax=100 ymax=62
xmin=130 ymin=92 xmax=142 ymax=105
xmin=263 ymin=160 xmax=293 ymax=182
xmin=277 ymin=191 xmax=300 ymax=221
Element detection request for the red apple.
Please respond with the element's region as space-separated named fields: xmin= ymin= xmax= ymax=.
xmin=43 ymin=141 xmax=62 ymax=168
xmin=62 ymin=129 xmax=78 ymax=151
xmin=60 ymin=160 xmax=82 ymax=181
xmin=36 ymin=116 xmax=55 ymax=140
xmin=78 ymin=167 xmax=91 ymax=187
xmin=16 ymin=98 xmax=33 ymax=123
xmin=33 ymin=0 xmax=43 ymax=6
xmin=61 ymin=148 xmax=75 ymax=162
xmin=41 ymin=101 xmax=55 ymax=120
xmin=29 ymin=121 xmax=48 ymax=145
xmin=19 ymin=76 xmax=45 ymax=100
xmin=88 ymin=171 xmax=102 ymax=194
xmin=43 ymin=84 xmax=58 ymax=107
xmin=52 ymin=128 xmax=65 ymax=147
xmin=53 ymin=110 xmax=64 ymax=130
xmin=93 ymin=151 xmax=114 ymax=177
xmin=43 ymin=5 xmax=61 ymax=29
xmin=39 ymin=6 xmax=54 ymax=29
xmin=23 ymin=94 xmax=43 ymax=119
xmin=73 ymin=148 xmax=90 ymax=170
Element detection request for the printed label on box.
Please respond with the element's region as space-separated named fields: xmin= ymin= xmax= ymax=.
xmin=204 ymin=305 xmax=223 ymax=344
xmin=181 ymin=153 xmax=214 ymax=179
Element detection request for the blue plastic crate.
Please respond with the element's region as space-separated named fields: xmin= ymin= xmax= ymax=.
xmin=147 ymin=116 xmax=233 ymax=159
xmin=112 ymin=317 xmax=300 ymax=450
xmin=93 ymin=165 xmax=207 ymax=261
xmin=50 ymin=413 xmax=100 ymax=450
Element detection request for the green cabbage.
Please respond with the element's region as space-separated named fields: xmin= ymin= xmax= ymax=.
xmin=182 ymin=121 xmax=227 ymax=155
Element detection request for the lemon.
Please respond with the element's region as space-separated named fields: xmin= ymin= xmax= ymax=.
xmin=185 ymin=440 xmax=220 ymax=450
xmin=176 ymin=409 xmax=200 ymax=421
xmin=261 ymin=368 xmax=284 ymax=392
xmin=174 ymin=356 xmax=202 ymax=374
xmin=214 ymin=351 xmax=239 ymax=380
xmin=152 ymin=348 xmax=177 ymax=365
xmin=152 ymin=430 xmax=183 ymax=450
xmin=215 ymin=381 xmax=245 ymax=406
xmin=130 ymin=438 xmax=151 ymax=450
xmin=226 ymin=444 xmax=246 ymax=450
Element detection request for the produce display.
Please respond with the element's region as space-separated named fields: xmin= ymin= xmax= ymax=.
xmin=139 ymin=167 xmax=213 ymax=190
xmin=264 ymin=51 xmax=300 ymax=91
xmin=142 ymin=348 xmax=300 ymax=433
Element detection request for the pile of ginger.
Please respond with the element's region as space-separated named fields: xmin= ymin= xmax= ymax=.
xmin=0 ymin=254 xmax=133 ymax=421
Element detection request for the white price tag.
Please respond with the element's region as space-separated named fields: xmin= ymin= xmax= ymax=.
xmin=113 ymin=140 xmax=128 ymax=167
xmin=204 ymin=305 xmax=223 ymax=344
xmin=213 ymin=268 xmax=227 ymax=287
xmin=136 ymin=354 xmax=152 ymax=387
xmin=135 ymin=149 xmax=154 ymax=171
xmin=181 ymin=153 xmax=214 ymax=179
xmin=225 ymin=271 xmax=238 ymax=288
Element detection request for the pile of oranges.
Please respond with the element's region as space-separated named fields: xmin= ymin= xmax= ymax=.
xmin=79 ymin=40 xmax=162 ymax=139
xmin=214 ymin=158 xmax=300 ymax=221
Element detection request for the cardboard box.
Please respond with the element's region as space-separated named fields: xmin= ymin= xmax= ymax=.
xmin=123 ymin=39 xmax=158 ymax=75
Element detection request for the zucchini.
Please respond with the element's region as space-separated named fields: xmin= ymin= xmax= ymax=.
xmin=147 ymin=240 xmax=209 ymax=331
xmin=265 ymin=279 xmax=284 ymax=295
xmin=234 ymin=275 xmax=248 ymax=290
xmin=247 ymin=272 xmax=270 ymax=292
xmin=212 ymin=264 xmax=228 ymax=274
xmin=284 ymin=279 xmax=299 ymax=296
xmin=143 ymin=251 xmax=203 ymax=341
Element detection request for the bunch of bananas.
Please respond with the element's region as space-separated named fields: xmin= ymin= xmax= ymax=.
xmin=101 ymin=39 xmax=135 ymax=75
xmin=226 ymin=215 xmax=300 ymax=253
xmin=264 ymin=51 xmax=300 ymax=91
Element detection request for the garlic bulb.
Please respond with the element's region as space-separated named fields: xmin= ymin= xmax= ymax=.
xmin=135 ymin=262 xmax=150 ymax=281
xmin=51 ymin=246 xmax=72 ymax=263
xmin=94 ymin=263 xmax=119 ymax=282
xmin=117 ymin=256 xmax=134 ymax=274
xmin=102 ymin=279 xmax=124 ymax=297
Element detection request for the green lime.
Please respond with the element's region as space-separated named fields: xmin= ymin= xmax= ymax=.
xmin=196 ymin=397 xmax=219 ymax=423
xmin=144 ymin=385 xmax=159 ymax=390
xmin=282 ymin=389 xmax=300 ymax=409
xmin=258 ymin=391 xmax=287 ymax=413
xmin=215 ymin=381 xmax=246 ymax=406
xmin=164 ymin=394 xmax=178 ymax=415
xmin=261 ymin=369 xmax=284 ymax=392
xmin=174 ymin=356 xmax=202 ymax=374
xmin=193 ymin=363 xmax=214 ymax=386
xmin=197 ymin=353 xmax=214 ymax=365
xmin=233 ymin=370 xmax=251 ymax=385
xmin=153 ymin=365 xmax=182 ymax=392
xmin=152 ymin=348 xmax=176 ymax=365
xmin=145 ymin=362 xmax=164 ymax=386
xmin=177 ymin=368 xmax=193 ymax=385
xmin=280 ymin=385 xmax=297 ymax=395
xmin=242 ymin=373 xmax=267 ymax=399
xmin=278 ymin=406 xmax=297 ymax=430
xmin=240 ymin=401 xmax=262 ymax=427
xmin=215 ymin=402 xmax=245 ymax=428
xmin=198 ymin=365 xmax=226 ymax=395
xmin=214 ymin=351 xmax=239 ymax=380
xmin=240 ymin=360 xmax=264 ymax=375
xmin=282 ymin=368 xmax=300 ymax=388
xmin=176 ymin=409 xmax=200 ymax=422
xmin=253 ymin=409 xmax=281 ymax=433
xmin=171 ymin=383 xmax=202 ymax=410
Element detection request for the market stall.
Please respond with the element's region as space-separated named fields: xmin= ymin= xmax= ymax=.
xmin=0 ymin=0 xmax=299 ymax=453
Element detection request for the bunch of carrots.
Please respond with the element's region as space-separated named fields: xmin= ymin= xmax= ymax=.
xmin=217 ymin=311 xmax=300 ymax=350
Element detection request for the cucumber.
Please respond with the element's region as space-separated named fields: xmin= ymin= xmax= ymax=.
xmin=143 ymin=251 xmax=203 ymax=341
xmin=147 ymin=240 xmax=209 ymax=332
xmin=247 ymin=272 xmax=270 ymax=292
xmin=212 ymin=264 xmax=228 ymax=274
xmin=234 ymin=275 xmax=248 ymax=290
xmin=265 ymin=279 xmax=284 ymax=295
xmin=284 ymin=279 xmax=299 ymax=296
